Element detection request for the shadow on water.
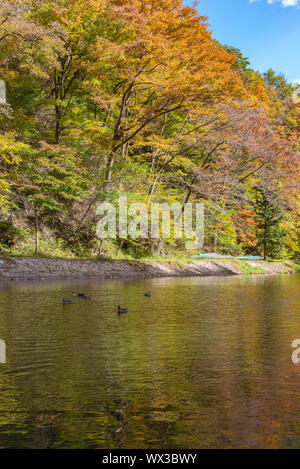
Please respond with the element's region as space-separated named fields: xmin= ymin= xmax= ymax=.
xmin=0 ymin=274 xmax=299 ymax=448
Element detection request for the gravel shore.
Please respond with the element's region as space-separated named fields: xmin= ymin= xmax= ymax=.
xmin=0 ymin=256 xmax=295 ymax=281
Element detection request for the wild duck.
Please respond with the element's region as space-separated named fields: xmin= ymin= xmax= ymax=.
xmin=82 ymin=294 xmax=91 ymax=300
xmin=118 ymin=305 xmax=129 ymax=314
xmin=62 ymin=299 xmax=75 ymax=305
xmin=145 ymin=291 xmax=151 ymax=297
xmin=72 ymin=292 xmax=91 ymax=300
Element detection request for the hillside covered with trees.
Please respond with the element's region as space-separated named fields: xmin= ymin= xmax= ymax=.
xmin=0 ymin=0 xmax=299 ymax=260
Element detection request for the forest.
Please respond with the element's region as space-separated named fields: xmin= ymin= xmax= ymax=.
xmin=0 ymin=0 xmax=299 ymax=261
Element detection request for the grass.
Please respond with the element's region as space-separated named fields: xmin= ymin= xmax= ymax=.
xmin=134 ymin=253 xmax=194 ymax=268
xmin=0 ymin=233 xmax=89 ymax=260
xmin=0 ymin=233 xmax=198 ymax=265
xmin=291 ymin=262 xmax=300 ymax=273
xmin=1 ymin=232 xmax=299 ymax=274
xmin=232 ymin=260 xmax=267 ymax=274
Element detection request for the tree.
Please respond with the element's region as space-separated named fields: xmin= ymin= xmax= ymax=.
xmin=263 ymin=69 xmax=294 ymax=100
xmin=89 ymin=0 xmax=245 ymax=190
xmin=0 ymin=131 xmax=28 ymax=211
xmin=0 ymin=0 xmax=299 ymax=259
xmin=253 ymin=187 xmax=286 ymax=260
xmin=15 ymin=143 xmax=89 ymax=255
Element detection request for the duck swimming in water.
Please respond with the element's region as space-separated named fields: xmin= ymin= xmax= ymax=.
xmin=145 ymin=291 xmax=151 ymax=297
xmin=118 ymin=305 xmax=129 ymax=314
xmin=72 ymin=292 xmax=91 ymax=300
xmin=62 ymin=299 xmax=75 ymax=305
xmin=82 ymin=294 xmax=91 ymax=300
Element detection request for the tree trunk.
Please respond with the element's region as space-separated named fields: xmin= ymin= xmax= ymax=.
xmin=263 ymin=202 xmax=267 ymax=260
xmin=98 ymin=239 xmax=103 ymax=258
xmin=116 ymin=239 xmax=124 ymax=257
xmin=176 ymin=175 xmax=197 ymax=222
xmin=104 ymin=152 xmax=115 ymax=190
xmin=35 ymin=211 xmax=39 ymax=257
xmin=214 ymin=233 xmax=218 ymax=251
xmin=148 ymin=173 xmax=160 ymax=200
xmin=55 ymin=106 xmax=62 ymax=144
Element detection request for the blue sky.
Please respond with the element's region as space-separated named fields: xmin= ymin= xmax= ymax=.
xmin=185 ymin=0 xmax=300 ymax=83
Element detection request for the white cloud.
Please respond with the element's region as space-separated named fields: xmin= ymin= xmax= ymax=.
xmin=250 ymin=0 xmax=300 ymax=6
xmin=278 ymin=0 xmax=300 ymax=6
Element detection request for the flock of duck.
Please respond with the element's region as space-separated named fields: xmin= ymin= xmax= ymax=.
xmin=62 ymin=291 xmax=151 ymax=314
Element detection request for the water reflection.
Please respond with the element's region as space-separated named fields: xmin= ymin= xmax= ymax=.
xmin=0 ymin=274 xmax=299 ymax=448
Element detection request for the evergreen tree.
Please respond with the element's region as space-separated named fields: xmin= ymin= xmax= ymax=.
xmin=263 ymin=69 xmax=294 ymax=99
xmin=253 ymin=188 xmax=286 ymax=260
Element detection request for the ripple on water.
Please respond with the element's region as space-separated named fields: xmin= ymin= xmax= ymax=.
xmin=0 ymin=274 xmax=299 ymax=448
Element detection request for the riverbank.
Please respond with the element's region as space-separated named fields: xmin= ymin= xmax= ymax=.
xmin=0 ymin=256 xmax=296 ymax=281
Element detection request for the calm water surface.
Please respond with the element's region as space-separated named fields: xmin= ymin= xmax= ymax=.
xmin=0 ymin=274 xmax=299 ymax=449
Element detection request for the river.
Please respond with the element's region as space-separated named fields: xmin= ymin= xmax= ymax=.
xmin=0 ymin=274 xmax=299 ymax=448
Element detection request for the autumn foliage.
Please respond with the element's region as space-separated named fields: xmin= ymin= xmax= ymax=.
xmin=0 ymin=0 xmax=299 ymax=259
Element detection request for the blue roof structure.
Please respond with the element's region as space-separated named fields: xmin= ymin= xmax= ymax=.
xmin=191 ymin=253 xmax=264 ymax=260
